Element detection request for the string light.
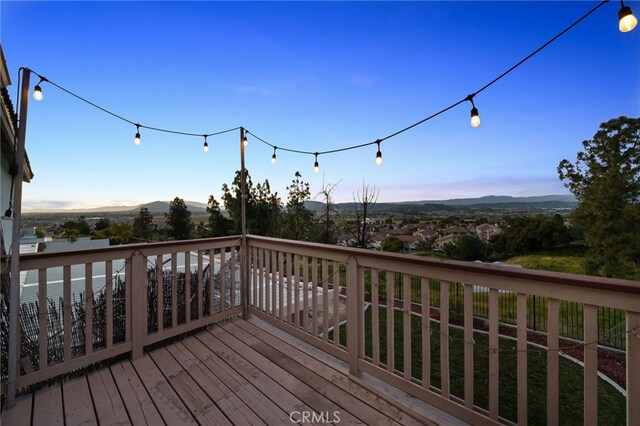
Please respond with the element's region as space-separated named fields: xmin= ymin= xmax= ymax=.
xmin=271 ymin=147 xmax=277 ymax=164
xmin=375 ymin=140 xmax=382 ymax=166
xmin=618 ymin=1 xmax=638 ymax=32
xmin=33 ymin=76 xmax=47 ymax=101
xmin=134 ymin=124 xmax=141 ymax=145
xmin=21 ymin=1 xmax=617 ymax=166
xmin=313 ymin=153 xmax=319 ymax=174
xmin=466 ymin=94 xmax=481 ymax=128
xmin=203 ymin=134 xmax=209 ymax=152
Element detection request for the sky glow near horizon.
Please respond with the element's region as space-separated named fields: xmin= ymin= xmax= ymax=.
xmin=2 ymin=1 xmax=639 ymax=211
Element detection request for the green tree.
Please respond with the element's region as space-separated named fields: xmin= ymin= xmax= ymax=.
xmin=558 ymin=116 xmax=640 ymax=277
xmin=381 ymin=235 xmax=403 ymax=252
xmin=491 ymin=214 xmax=570 ymax=258
xmin=132 ymin=207 xmax=157 ymax=242
xmin=165 ymin=197 xmax=194 ymax=240
xmin=206 ymin=195 xmax=231 ymax=237
xmin=282 ymin=172 xmax=318 ymax=241
xmin=445 ymin=235 xmax=488 ymax=261
xmin=94 ymin=223 xmax=133 ymax=245
xmin=94 ymin=218 xmax=111 ymax=232
xmin=221 ymin=170 xmax=282 ymax=237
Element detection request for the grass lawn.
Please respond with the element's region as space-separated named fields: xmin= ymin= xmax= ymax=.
xmin=334 ymin=306 xmax=626 ymax=425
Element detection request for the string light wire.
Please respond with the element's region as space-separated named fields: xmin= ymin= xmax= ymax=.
xmin=23 ymin=0 xmax=612 ymax=162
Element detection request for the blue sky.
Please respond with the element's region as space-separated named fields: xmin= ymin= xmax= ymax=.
xmin=2 ymin=1 xmax=639 ymax=210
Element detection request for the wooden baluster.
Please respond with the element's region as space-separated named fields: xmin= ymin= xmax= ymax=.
xmin=105 ymin=261 xmax=113 ymax=349
xmin=547 ymin=298 xmax=559 ymax=425
xmin=627 ymin=311 xmax=640 ymax=425
xmin=63 ymin=265 xmax=72 ymax=359
xmin=421 ymin=277 xmax=430 ymax=389
xmin=517 ymin=293 xmax=528 ymax=425
xmin=488 ymin=287 xmax=498 ymax=419
xmin=386 ymin=271 xmax=394 ymax=373
xmin=184 ymin=251 xmax=191 ymax=323
xmin=85 ymin=263 xmax=93 ymax=356
xmin=156 ymin=255 xmax=163 ymax=331
xmin=440 ymin=281 xmax=450 ymax=398
xmin=197 ymin=251 xmax=203 ymax=318
xmin=464 ymin=283 xmax=474 ymax=409
xmin=38 ymin=268 xmax=48 ymax=369
xmin=279 ymin=251 xmax=285 ymax=321
xmin=322 ymin=259 xmax=329 ymax=340
xmin=332 ymin=260 xmax=339 ymax=345
xmin=372 ymin=269 xmax=380 ymax=367
xmin=583 ymin=304 xmax=598 ymax=426
xmin=171 ymin=253 xmax=177 ymax=325
xmin=302 ymin=255 xmax=309 ymax=333
xmin=310 ymin=257 xmax=317 ymax=334
xmin=403 ymin=274 xmax=411 ymax=380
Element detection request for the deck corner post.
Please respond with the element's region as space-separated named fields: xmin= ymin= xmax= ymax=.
xmin=627 ymin=311 xmax=640 ymax=426
xmin=130 ymin=250 xmax=147 ymax=360
xmin=346 ymin=256 xmax=361 ymax=377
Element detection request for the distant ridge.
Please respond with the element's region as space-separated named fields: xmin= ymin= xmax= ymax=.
xmin=24 ymin=200 xmax=208 ymax=214
xmin=302 ymin=194 xmax=577 ymax=212
xmin=403 ymin=194 xmax=577 ymax=206
xmin=25 ymin=195 xmax=577 ymax=214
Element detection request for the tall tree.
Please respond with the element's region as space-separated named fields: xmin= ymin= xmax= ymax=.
xmin=282 ymin=172 xmax=317 ymax=241
xmin=557 ymin=116 xmax=640 ymax=277
xmin=132 ymin=207 xmax=157 ymax=242
xmin=165 ymin=197 xmax=194 ymax=240
xmin=221 ymin=170 xmax=282 ymax=237
xmin=206 ymin=195 xmax=231 ymax=237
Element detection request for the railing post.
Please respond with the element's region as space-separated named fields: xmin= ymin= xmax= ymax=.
xmin=7 ymin=68 xmax=31 ymax=408
xmin=346 ymin=256 xmax=361 ymax=377
xmin=130 ymin=250 xmax=146 ymax=360
xmin=627 ymin=311 xmax=640 ymax=426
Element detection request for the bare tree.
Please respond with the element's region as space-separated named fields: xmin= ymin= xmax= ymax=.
xmin=347 ymin=180 xmax=379 ymax=248
xmin=315 ymin=174 xmax=340 ymax=244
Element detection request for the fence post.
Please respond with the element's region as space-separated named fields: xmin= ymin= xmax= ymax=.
xmin=346 ymin=256 xmax=361 ymax=377
xmin=130 ymin=250 xmax=146 ymax=360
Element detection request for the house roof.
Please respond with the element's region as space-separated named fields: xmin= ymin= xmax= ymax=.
xmin=0 ymin=44 xmax=34 ymax=183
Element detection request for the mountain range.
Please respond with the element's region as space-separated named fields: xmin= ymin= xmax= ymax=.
xmin=24 ymin=195 xmax=576 ymax=215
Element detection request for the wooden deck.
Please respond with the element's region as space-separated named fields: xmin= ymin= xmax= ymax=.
xmin=1 ymin=317 xmax=465 ymax=425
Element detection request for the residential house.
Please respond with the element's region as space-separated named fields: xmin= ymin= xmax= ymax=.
xmin=1 ymin=45 xmax=34 ymax=257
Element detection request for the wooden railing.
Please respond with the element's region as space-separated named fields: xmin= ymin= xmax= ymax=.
xmin=3 ymin=236 xmax=242 ymax=395
xmin=4 ymin=234 xmax=639 ymax=424
xmin=245 ymin=235 xmax=640 ymax=425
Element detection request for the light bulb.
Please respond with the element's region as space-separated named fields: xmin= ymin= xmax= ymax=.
xmin=203 ymin=141 xmax=209 ymax=152
xmin=134 ymin=132 xmax=141 ymax=145
xmin=314 ymin=161 xmax=319 ymax=174
xmin=243 ymin=135 xmax=248 ymax=147
xmin=619 ymin=5 xmax=638 ymax=32
xmin=470 ymin=107 xmax=481 ymax=128
xmin=376 ymin=150 xmax=382 ymax=166
xmin=33 ymin=85 xmax=43 ymax=101
xmin=271 ymin=153 xmax=277 ymax=164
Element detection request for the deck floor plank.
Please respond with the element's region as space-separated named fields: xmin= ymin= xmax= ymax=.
xmin=2 ymin=318 xmax=465 ymax=426
xmin=33 ymin=383 xmax=63 ymax=425
xmin=87 ymin=367 xmax=130 ymax=426
xmin=148 ymin=347 xmax=232 ymax=426
xmin=181 ymin=335 xmax=289 ymax=425
xmin=167 ymin=341 xmax=267 ymax=426
xmin=196 ymin=328 xmax=317 ymax=421
xmin=210 ymin=324 xmax=366 ymax=425
xmin=62 ymin=375 xmax=96 ymax=425
xmin=132 ymin=354 xmax=197 ymax=425
xmin=234 ymin=319 xmax=431 ymax=426
xmin=0 ymin=392 xmax=32 ymax=426
xmin=110 ymin=360 xmax=165 ymax=425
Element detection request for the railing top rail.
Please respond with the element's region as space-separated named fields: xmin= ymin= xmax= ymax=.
xmin=12 ymin=235 xmax=243 ymax=268
xmin=247 ymin=235 xmax=640 ymax=295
